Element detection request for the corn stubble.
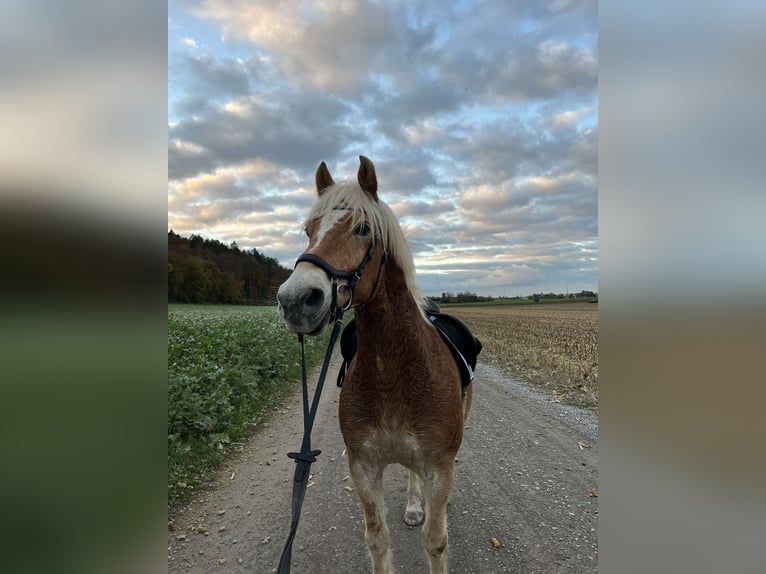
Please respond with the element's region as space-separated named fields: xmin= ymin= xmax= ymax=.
xmin=448 ymin=303 xmax=598 ymax=408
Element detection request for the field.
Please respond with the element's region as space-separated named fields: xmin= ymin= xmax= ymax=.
xmin=446 ymin=302 xmax=599 ymax=408
xmin=167 ymin=304 xmax=330 ymax=506
xmin=168 ymin=301 xmax=597 ymax=505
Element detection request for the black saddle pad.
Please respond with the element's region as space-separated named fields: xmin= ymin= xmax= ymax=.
xmin=337 ymin=309 xmax=482 ymax=390
xmin=428 ymin=312 xmax=483 ymax=386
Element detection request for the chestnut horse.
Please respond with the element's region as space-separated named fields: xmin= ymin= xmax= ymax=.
xmin=277 ymin=156 xmax=472 ymax=574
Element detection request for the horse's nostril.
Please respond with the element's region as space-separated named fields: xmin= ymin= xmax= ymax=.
xmin=304 ymin=288 xmax=324 ymax=309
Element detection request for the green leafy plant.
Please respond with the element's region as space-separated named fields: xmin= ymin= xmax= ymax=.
xmin=167 ymin=305 xmax=329 ymax=507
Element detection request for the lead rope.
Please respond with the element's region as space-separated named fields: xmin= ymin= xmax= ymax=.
xmin=276 ymin=281 xmax=348 ymax=574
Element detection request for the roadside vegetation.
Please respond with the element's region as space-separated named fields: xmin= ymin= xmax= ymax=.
xmin=167 ymin=304 xmax=329 ymax=507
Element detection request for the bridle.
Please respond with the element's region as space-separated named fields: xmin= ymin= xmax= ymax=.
xmin=294 ymin=239 xmax=378 ymax=313
xmin=277 ymin=236 xmax=385 ymax=574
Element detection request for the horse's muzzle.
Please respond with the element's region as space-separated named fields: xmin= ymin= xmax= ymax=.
xmin=277 ymin=279 xmax=332 ymax=335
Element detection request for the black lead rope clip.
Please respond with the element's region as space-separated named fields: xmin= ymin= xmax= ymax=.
xmin=286 ymin=450 xmax=321 ymax=465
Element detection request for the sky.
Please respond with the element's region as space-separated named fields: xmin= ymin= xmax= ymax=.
xmin=168 ymin=0 xmax=597 ymax=298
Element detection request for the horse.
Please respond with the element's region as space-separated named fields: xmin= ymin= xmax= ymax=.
xmin=277 ymin=156 xmax=472 ymax=574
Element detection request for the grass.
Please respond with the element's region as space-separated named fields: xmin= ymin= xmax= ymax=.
xmin=447 ymin=303 xmax=598 ymax=408
xmin=167 ymin=304 xmax=330 ymax=507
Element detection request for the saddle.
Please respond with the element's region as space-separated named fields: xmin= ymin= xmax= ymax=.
xmin=336 ymin=300 xmax=483 ymax=396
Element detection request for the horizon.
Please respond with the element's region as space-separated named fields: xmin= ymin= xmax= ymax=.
xmin=168 ymin=228 xmax=597 ymax=301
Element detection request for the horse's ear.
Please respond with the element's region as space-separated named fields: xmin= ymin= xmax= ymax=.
xmin=357 ymin=155 xmax=378 ymax=201
xmin=315 ymin=161 xmax=335 ymax=196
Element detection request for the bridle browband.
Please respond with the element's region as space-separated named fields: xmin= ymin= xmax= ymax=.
xmin=277 ymin=235 xmax=386 ymax=574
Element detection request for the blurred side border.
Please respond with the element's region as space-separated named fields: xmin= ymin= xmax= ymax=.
xmin=1 ymin=1 xmax=168 ymax=573
xmin=600 ymin=1 xmax=766 ymax=572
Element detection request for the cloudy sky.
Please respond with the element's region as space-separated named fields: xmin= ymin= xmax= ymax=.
xmin=168 ymin=0 xmax=597 ymax=297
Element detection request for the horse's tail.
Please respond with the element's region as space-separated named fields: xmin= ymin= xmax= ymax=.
xmin=462 ymin=383 xmax=473 ymax=424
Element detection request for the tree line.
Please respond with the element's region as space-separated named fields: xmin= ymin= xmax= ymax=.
xmin=168 ymin=230 xmax=291 ymax=304
xmin=433 ymin=290 xmax=598 ymax=304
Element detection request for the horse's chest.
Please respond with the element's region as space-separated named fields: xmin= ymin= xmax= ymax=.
xmin=357 ymin=429 xmax=423 ymax=468
xmin=340 ymin=393 xmax=410 ymax=437
xmin=339 ymin=389 xmax=422 ymax=465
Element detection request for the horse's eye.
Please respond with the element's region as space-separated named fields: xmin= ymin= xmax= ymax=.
xmin=354 ymin=222 xmax=371 ymax=237
xmin=304 ymin=227 xmax=311 ymax=239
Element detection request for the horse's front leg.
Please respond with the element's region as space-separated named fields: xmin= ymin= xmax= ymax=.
xmin=405 ymin=469 xmax=424 ymax=525
xmin=421 ymin=462 xmax=455 ymax=574
xmin=348 ymin=455 xmax=394 ymax=574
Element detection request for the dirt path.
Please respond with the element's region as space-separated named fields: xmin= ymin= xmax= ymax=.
xmin=168 ymin=350 xmax=598 ymax=573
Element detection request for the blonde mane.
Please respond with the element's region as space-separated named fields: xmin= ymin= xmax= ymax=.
xmin=304 ymin=181 xmax=427 ymax=316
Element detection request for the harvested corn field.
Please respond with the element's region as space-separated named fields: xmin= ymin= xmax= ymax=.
xmin=447 ymin=302 xmax=598 ymax=408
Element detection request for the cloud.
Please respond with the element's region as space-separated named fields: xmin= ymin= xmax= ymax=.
xmin=168 ymin=0 xmax=598 ymax=296
xmin=191 ymin=0 xmax=438 ymax=95
xmin=168 ymin=90 xmax=355 ymax=180
xmin=550 ymin=106 xmax=594 ymax=130
xmin=169 ymin=50 xmax=252 ymax=116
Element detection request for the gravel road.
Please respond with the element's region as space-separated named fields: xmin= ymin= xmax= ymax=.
xmin=168 ymin=350 xmax=598 ymax=573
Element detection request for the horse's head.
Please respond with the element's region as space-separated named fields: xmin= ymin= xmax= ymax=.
xmin=277 ymin=156 xmax=388 ymax=335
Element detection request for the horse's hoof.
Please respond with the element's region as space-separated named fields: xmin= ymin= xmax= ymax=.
xmin=404 ymin=506 xmax=424 ymax=525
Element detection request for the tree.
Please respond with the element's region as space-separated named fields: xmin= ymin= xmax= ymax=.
xmin=168 ymin=231 xmax=291 ymax=304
